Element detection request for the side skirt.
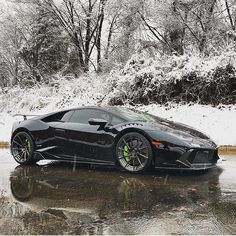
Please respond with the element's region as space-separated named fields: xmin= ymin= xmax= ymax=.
xmin=155 ymin=164 xmax=217 ymax=171
xmin=42 ymin=152 xmax=116 ymax=166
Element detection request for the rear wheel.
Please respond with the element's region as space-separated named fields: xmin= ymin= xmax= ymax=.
xmin=11 ymin=132 xmax=37 ymax=165
xmin=10 ymin=166 xmax=35 ymax=201
xmin=116 ymin=132 xmax=153 ymax=173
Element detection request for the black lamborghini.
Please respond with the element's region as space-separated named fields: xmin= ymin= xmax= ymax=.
xmin=10 ymin=106 xmax=219 ymax=173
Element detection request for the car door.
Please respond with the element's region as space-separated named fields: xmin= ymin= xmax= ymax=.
xmin=55 ymin=108 xmax=116 ymax=163
xmin=43 ymin=110 xmax=75 ymax=157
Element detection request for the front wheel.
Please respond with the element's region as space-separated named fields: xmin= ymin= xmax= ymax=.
xmin=116 ymin=132 xmax=153 ymax=173
xmin=11 ymin=131 xmax=37 ymax=165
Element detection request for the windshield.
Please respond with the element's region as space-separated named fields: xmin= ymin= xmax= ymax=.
xmin=107 ymin=107 xmax=158 ymax=122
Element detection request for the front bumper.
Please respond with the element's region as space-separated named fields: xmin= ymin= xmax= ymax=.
xmin=154 ymin=146 xmax=219 ymax=170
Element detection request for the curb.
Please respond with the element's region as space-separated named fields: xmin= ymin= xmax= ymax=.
xmin=218 ymin=146 xmax=236 ymax=155
xmin=0 ymin=142 xmax=9 ymax=149
xmin=0 ymin=141 xmax=236 ymax=154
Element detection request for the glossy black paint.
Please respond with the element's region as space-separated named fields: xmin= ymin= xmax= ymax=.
xmin=11 ymin=106 xmax=219 ymax=170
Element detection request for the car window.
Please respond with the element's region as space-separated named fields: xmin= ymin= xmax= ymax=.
xmin=61 ymin=111 xmax=74 ymax=122
xmin=108 ymin=107 xmax=156 ymax=122
xmin=110 ymin=115 xmax=125 ymax=126
xmin=69 ymin=109 xmax=111 ymax=124
xmin=42 ymin=110 xmax=74 ymax=123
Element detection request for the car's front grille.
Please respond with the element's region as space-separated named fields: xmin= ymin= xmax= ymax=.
xmin=193 ymin=150 xmax=218 ymax=164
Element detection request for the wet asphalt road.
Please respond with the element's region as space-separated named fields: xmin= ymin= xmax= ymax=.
xmin=0 ymin=149 xmax=235 ymax=235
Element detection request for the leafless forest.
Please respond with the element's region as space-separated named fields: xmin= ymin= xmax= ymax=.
xmin=0 ymin=0 xmax=235 ymax=105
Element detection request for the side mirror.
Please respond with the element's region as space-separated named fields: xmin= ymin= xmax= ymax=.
xmin=88 ymin=118 xmax=108 ymax=130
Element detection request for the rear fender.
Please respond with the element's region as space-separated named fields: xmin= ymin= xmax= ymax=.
xmin=11 ymin=120 xmax=54 ymax=148
xmin=11 ymin=127 xmax=33 ymax=143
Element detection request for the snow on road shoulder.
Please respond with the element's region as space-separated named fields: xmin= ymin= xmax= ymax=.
xmin=0 ymin=113 xmax=15 ymax=142
xmin=0 ymin=104 xmax=235 ymax=146
xmin=137 ymin=104 xmax=236 ymax=146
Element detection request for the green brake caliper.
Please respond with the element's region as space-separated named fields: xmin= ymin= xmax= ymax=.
xmin=27 ymin=140 xmax=32 ymax=154
xmin=123 ymin=144 xmax=130 ymax=162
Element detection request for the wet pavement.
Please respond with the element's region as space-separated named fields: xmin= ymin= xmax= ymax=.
xmin=0 ymin=149 xmax=235 ymax=235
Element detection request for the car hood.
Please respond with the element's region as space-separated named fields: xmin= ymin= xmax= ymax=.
xmin=142 ymin=118 xmax=217 ymax=148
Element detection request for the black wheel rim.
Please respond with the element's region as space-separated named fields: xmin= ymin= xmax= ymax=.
xmin=117 ymin=135 xmax=150 ymax=172
xmin=11 ymin=133 xmax=33 ymax=163
xmin=10 ymin=166 xmax=34 ymax=201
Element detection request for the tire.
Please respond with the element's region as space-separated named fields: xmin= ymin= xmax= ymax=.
xmin=10 ymin=166 xmax=35 ymax=201
xmin=115 ymin=132 xmax=153 ymax=173
xmin=11 ymin=131 xmax=37 ymax=165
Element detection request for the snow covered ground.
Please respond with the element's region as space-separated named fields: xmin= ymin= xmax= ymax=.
xmin=137 ymin=104 xmax=236 ymax=146
xmin=0 ymin=70 xmax=235 ymax=146
xmin=0 ymin=103 xmax=235 ymax=146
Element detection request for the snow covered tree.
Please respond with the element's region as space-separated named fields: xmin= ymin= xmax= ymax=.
xmin=38 ymin=0 xmax=107 ymax=72
xmin=101 ymin=0 xmax=145 ymax=67
xmin=0 ymin=11 xmax=25 ymax=86
xmin=19 ymin=4 xmax=68 ymax=82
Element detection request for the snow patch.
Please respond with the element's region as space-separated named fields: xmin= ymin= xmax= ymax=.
xmin=136 ymin=104 xmax=236 ymax=146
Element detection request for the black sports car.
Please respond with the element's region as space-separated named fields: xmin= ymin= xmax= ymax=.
xmin=10 ymin=106 xmax=219 ymax=173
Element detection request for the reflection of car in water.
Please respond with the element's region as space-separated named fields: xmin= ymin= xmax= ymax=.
xmin=11 ymin=106 xmax=219 ymax=173
xmin=10 ymin=162 xmax=235 ymax=225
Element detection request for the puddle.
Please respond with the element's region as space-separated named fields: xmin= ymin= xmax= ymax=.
xmin=0 ymin=151 xmax=235 ymax=234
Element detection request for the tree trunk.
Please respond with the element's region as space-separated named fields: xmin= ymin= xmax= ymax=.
xmin=84 ymin=0 xmax=92 ymax=72
xmin=74 ymin=32 xmax=85 ymax=72
xmin=170 ymin=0 xmax=184 ymax=55
xmin=225 ymin=0 xmax=235 ymax=30
xmin=105 ymin=11 xmax=119 ymax=60
xmin=96 ymin=1 xmax=105 ymax=72
xmin=199 ymin=0 xmax=217 ymax=53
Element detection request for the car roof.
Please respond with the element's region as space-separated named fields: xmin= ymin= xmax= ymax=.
xmin=39 ymin=106 xmax=129 ymax=121
xmin=71 ymin=106 xmax=129 ymax=121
